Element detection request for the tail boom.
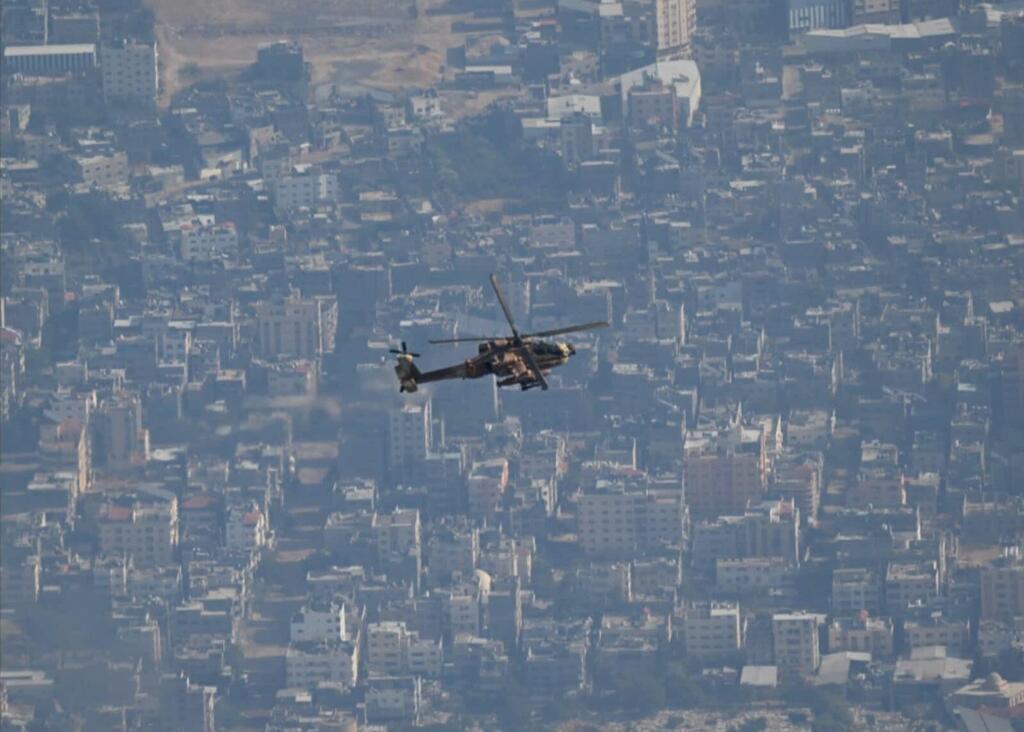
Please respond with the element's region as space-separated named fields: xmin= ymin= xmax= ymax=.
xmin=394 ymin=355 xmax=421 ymax=393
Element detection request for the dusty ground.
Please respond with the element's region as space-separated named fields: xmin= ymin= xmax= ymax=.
xmin=148 ymin=0 xmax=470 ymax=105
xmin=568 ymin=707 xmax=932 ymax=732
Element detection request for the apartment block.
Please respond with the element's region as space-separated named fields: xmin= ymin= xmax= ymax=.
xmin=684 ymin=424 xmax=767 ymax=519
xmin=254 ymin=296 xmax=337 ymax=359
xmin=290 ymin=601 xmax=348 ymax=644
xmin=285 ymin=641 xmax=359 ymax=688
xmin=772 ymin=612 xmax=822 ymax=678
xmin=681 ymin=602 xmax=743 ymax=661
xmin=366 ymin=621 xmax=442 ymax=678
xmin=577 ymin=481 xmax=685 ymax=556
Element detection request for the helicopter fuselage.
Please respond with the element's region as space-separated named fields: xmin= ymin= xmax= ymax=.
xmin=395 ymin=339 xmax=575 ymax=393
xmin=393 ymin=273 xmax=605 ymax=394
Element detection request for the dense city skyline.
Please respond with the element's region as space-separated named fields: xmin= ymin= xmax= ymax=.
xmin=1 ymin=0 xmax=1024 ymax=729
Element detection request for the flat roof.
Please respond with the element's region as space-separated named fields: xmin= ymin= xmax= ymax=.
xmin=4 ymin=44 xmax=96 ymax=57
xmin=740 ymin=665 xmax=778 ymax=686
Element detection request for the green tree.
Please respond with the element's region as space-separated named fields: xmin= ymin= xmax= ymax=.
xmin=498 ymin=679 xmax=532 ymax=730
xmin=664 ymin=669 xmax=706 ymax=709
xmin=616 ymin=672 xmax=666 ymax=717
xmin=731 ymin=719 xmax=768 ymax=732
xmin=809 ymin=688 xmax=853 ymax=732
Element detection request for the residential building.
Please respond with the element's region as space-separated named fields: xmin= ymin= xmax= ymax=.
xmin=426 ymin=524 xmax=478 ymax=585
xmin=691 ymin=499 xmax=799 ymax=566
xmin=832 ymin=567 xmax=881 ymax=615
xmin=285 ymin=641 xmax=359 ymax=688
xmin=851 ymin=0 xmax=900 ymax=23
xmin=225 ymin=504 xmax=267 ymax=552
xmin=93 ymin=393 xmax=148 ymax=472
xmin=681 ymin=602 xmax=743 ymax=660
xmin=254 ymin=296 xmax=337 ymax=359
xmin=788 ymin=0 xmax=849 ymax=32
xmin=715 ymin=557 xmax=797 ymax=597
xmin=885 ymin=561 xmax=940 ymax=614
xmin=371 ymin=508 xmax=422 ymax=568
xmin=72 ymin=151 xmax=129 ymax=190
xmin=365 ymin=676 xmax=421 ymax=724
xmin=180 ymin=221 xmax=239 ymax=262
xmin=467 ymin=458 xmax=509 ymax=520
xmin=618 ymin=60 xmax=702 ymax=128
xmin=366 ymin=621 xmax=442 ymax=677
xmin=290 ymin=601 xmax=348 ymax=644
xmin=101 ymin=39 xmax=157 ymax=106
xmin=158 ymin=673 xmax=216 ymax=732
xmin=271 ymin=166 xmax=338 ymax=210
xmin=577 ymin=480 xmax=685 ymax=556
xmin=655 ymin=0 xmax=696 ymax=55
xmin=982 ymin=558 xmax=1024 ymax=621
xmin=773 ymin=612 xmax=822 ymax=678
xmin=684 ymin=423 xmax=766 ymax=518
xmin=905 ymin=616 xmax=970 ymax=656
xmin=389 ymin=401 xmax=432 ymax=478
xmin=97 ymin=495 xmax=178 ymax=567
xmin=828 ymin=613 xmax=894 ymax=657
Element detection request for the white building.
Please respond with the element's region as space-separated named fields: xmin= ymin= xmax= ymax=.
xmin=371 ymin=509 xmax=421 ymax=564
xmin=577 ymin=484 xmax=685 ymax=556
xmin=618 ymin=59 xmax=701 ymax=127
xmin=789 ymin=0 xmax=850 ymax=32
xmin=267 ymin=360 xmax=317 ymax=397
xmin=73 ymin=151 xmax=129 ymax=190
xmin=45 ymin=388 xmax=96 ymax=425
xmin=225 ymin=505 xmax=267 ymax=552
xmin=159 ymin=321 xmax=193 ymax=365
xmin=101 ymin=40 xmax=158 ymax=106
xmin=290 ymin=602 xmax=348 ymax=644
xmin=885 ymin=561 xmax=940 ymax=612
xmin=98 ymin=499 xmax=178 ymax=568
xmin=828 ymin=614 xmax=894 ymax=657
xmin=773 ymin=612 xmax=823 ymax=678
xmin=4 ymin=44 xmax=96 ymax=75
xmin=366 ymin=621 xmax=442 ymax=677
xmin=832 ymin=567 xmax=880 ymax=615
xmin=254 ymin=296 xmax=337 ymax=359
xmin=272 ymin=166 xmax=338 ymax=210
xmin=180 ymin=221 xmax=239 ymax=262
xmin=681 ymin=602 xmax=742 ymax=660
xmin=978 ymin=619 xmax=1024 ymax=658
xmin=388 ymin=401 xmax=432 ymax=474
xmin=905 ymin=616 xmax=970 ymax=656
xmin=786 ymin=409 xmax=833 ymax=452
xmin=285 ymin=641 xmax=358 ymax=688
xmin=448 ymin=591 xmax=481 ymax=636
xmin=365 ymin=676 xmax=421 ymax=723
xmin=545 ymin=94 xmax=603 ymax=120
xmin=655 ymin=0 xmax=696 ymax=55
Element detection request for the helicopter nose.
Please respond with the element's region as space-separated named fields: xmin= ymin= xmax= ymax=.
xmin=566 ymin=344 xmax=576 ymax=356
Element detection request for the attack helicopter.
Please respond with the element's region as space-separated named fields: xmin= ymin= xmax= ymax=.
xmin=393 ymin=274 xmax=607 ymax=393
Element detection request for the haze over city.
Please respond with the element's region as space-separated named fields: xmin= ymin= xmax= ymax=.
xmin=1 ymin=0 xmax=1024 ymax=730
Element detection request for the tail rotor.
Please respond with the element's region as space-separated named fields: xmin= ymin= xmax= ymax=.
xmin=389 ymin=341 xmax=421 ymax=358
xmin=391 ymin=340 xmax=422 ymax=393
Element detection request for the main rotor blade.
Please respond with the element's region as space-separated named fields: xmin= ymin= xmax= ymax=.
xmin=521 ymin=346 xmax=549 ymax=391
xmin=521 ymin=321 xmax=609 ymax=339
xmin=490 ymin=273 xmax=520 ymax=340
xmin=428 ymin=336 xmax=501 ymax=344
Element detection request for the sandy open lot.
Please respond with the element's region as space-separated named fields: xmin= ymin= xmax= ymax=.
xmin=148 ymin=0 xmax=468 ymax=104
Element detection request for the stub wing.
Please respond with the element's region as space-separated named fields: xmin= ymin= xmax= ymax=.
xmin=520 ymin=348 xmax=549 ymax=391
